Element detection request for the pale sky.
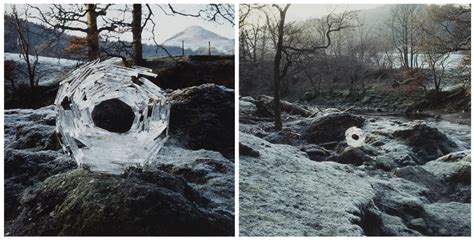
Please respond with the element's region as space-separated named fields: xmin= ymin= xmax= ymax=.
xmin=245 ymin=4 xmax=383 ymax=25
xmin=5 ymin=4 xmax=235 ymax=43
xmin=285 ymin=4 xmax=383 ymax=21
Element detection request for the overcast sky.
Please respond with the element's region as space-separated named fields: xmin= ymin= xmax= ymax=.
xmin=245 ymin=4 xmax=383 ymax=25
xmin=285 ymin=4 xmax=383 ymax=21
xmin=5 ymin=4 xmax=235 ymax=43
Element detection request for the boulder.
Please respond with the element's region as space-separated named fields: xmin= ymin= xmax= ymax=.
xmin=239 ymin=96 xmax=257 ymax=116
xmin=394 ymin=166 xmax=446 ymax=202
xmin=4 ymin=107 xmax=77 ymax=221
xmin=6 ymin=169 xmax=233 ymax=236
xmin=393 ymin=124 xmax=458 ymax=163
xmin=5 ymin=106 xmax=59 ymax=151
xmin=422 ymin=151 xmax=471 ymax=202
xmin=379 ymin=213 xmax=422 ymax=236
xmin=169 ymin=84 xmax=234 ymax=158
xmin=152 ymin=146 xmax=235 ymax=213
xmin=239 ymin=143 xmax=260 ymax=157
xmin=4 ymin=149 xmax=76 ymax=221
xmin=422 ymin=202 xmax=470 ymax=236
xmin=371 ymin=178 xmax=428 ymax=223
xmin=303 ymin=113 xmax=365 ymax=144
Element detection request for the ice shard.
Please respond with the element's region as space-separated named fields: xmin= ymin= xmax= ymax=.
xmin=54 ymin=58 xmax=170 ymax=174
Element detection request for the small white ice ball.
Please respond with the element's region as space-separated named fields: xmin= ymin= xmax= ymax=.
xmin=345 ymin=126 xmax=366 ymax=147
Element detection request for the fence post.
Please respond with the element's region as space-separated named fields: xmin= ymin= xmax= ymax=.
xmin=208 ymin=41 xmax=211 ymax=56
xmin=182 ymin=40 xmax=184 ymax=56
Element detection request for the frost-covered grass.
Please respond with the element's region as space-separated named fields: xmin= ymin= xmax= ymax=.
xmin=5 ymin=53 xmax=82 ymax=87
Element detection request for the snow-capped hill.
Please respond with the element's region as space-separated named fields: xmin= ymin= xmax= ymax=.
xmin=162 ymin=26 xmax=234 ymax=55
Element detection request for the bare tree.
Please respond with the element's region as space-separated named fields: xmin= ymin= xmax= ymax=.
xmin=7 ymin=6 xmax=40 ymax=89
xmin=418 ymin=4 xmax=471 ymax=95
xmin=161 ymin=4 xmax=234 ymax=25
xmin=386 ymin=4 xmax=420 ymax=69
xmin=31 ymin=4 xmax=116 ymax=60
xmin=265 ymin=6 xmax=357 ymax=129
xmin=131 ymin=4 xmax=144 ymax=64
xmin=266 ymin=4 xmax=290 ymax=130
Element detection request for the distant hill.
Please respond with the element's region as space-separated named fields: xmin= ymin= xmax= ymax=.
xmin=4 ymin=15 xmax=70 ymax=58
xmin=162 ymin=26 xmax=234 ymax=55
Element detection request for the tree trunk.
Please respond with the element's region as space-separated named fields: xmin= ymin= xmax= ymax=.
xmin=272 ymin=4 xmax=290 ymax=130
xmin=86 ymin=4 xmax=100 ymax=60
xmin=132 ymin=4 xmax=143 ymax=65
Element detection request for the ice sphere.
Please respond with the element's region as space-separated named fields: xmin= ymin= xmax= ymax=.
xmin=345 ymin=126 xmax=366 ymax=147
xmin=54 ymin=58 xmax=170 ymax=174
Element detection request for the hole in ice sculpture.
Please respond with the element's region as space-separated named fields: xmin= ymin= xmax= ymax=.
xmin=91 ymin=98 xmax=135 ymax=133
xmin=352 ymin=134 xmax=359 ymax=140
xmin=61 ymin=97 xmax=72 ymax=110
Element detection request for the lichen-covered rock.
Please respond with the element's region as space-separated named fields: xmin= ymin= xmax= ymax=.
xmin=6 ymin=169 xmax=233 ymax=236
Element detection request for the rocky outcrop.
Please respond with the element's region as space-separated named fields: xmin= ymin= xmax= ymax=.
xmin=7 ymin=169 xmax=232 ymax=236
xmin=4 ymin=107 xmax=76 ymax=221
xmin=169 ymin=84 xmax=234 ymax=158
xmin=422 ymin=202 xmax=471 ymax=236
xmin=5 ymin=90 xmax=235 ymax=236
xmin=422 ymin=151 xmax=471 ymax=202
xmin=393 ymin=124 xmax=458 ymax=163
xmin=146 ymin=56 xmax=234 ymax=90
xmin=239 ymin=130 xmax=470 ymax=236
xmin=303 ymin=113 xmax=365 ymax=144
xmin=239 ymin=132 xmax=376 ymax=236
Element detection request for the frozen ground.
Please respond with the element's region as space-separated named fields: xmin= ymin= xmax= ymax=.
xmin=5 ymin=53 xmax=81 ymax=87
xmin=239 ymin=97 xmax=471 ymax=236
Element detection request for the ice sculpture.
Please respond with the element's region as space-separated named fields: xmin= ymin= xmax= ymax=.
xmin=345 ymin=126 xmax=366 ymax=147
xmin=54 ymin=58 xmax=170 ymax=174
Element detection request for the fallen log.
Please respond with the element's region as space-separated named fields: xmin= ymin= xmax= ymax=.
xmin=255 ymin=95 xmax=313 ymax=118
